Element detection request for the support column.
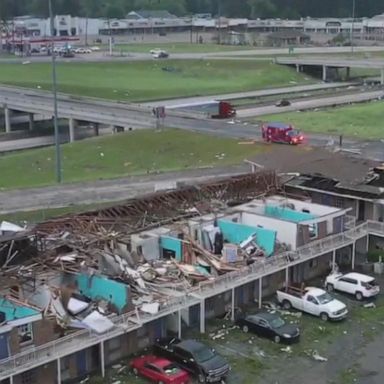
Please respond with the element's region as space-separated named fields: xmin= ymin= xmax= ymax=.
xmin=28 ymin=113 xmax=34 ymax=131
xmin=366 ymin=235 xmax=369 ymax=253
xmin=57 ymin=358 xmax=61 ymax=384
xmin=69 ymin=118 xmax=76 ymax=143
xmin=231 ymin=288 xmax=235 ymax=321
xmin=296 ymin=64 xmax=300 ymax=73
xmin=100 ymin=341 xmax=105 ymax=378
xmin=322 ymin=65 xmax=328 ymax=82
xmin=285 ymin=267 xmax=289 ymax=287
xmin=177 ymin=310 xmax=182 ymax=339
xmin=352 ymin=242 xmax=356 ymax=270
xmin=200 ymin=299 xmax=205 ymax=334
xmin=4 ymin=106 xmax=11 ymax=133
xmin=346 ymin=67 xmax=351 ymax=80
xmin=332 ymin=249 xmax=336 ymax=268
xmin=258 ymin=277 xmax=262 ymax=309
xmin=94 ymin=122 xmax=99 ymax=136
xmin=381 ymin=68 xmax=384 ymax=85
xmin=10 ymin=376 xmax=14 ymax=384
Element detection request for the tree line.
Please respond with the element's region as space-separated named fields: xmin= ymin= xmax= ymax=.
xmin=1 ymin=0 xmax=383 ymax=20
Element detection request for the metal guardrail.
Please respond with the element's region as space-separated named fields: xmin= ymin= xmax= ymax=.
xmin=0 ymin=220 xmax=383 ymax=379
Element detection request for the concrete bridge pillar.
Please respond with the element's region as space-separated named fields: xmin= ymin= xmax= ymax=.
xmin=322 ymin=65 xmax=328 ymax=82
xmin=296 ymin=64 xmax=301 ymax=73
xmin=69 ymin=118 xmax=77 ymax=143
xmin=28 ymin=113 xmax=34 ymax=131
xmin=93 ymin=122 xmax=99 ymax=136
xmin=4 ymin=105 xmax=11 ymax=133
xmin=346 ymin=67 xmax=351 ymax=81
xmin=381 ymin=68 xmax=384 ymax=85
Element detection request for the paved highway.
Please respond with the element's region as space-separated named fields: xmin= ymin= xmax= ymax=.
xmin=143 ymin=82 xmax=355 ymax=108
xmin=1 ymin=84 xmax=381 ymax=131
xmin=237 ymin=89 xmax=384 ymax=118
xmin=1 ymin=45 xmax=384 ymax=64
xmin=1 ymin=84 xmax=383 ymax=162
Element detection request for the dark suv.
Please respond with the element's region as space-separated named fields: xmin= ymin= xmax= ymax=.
xmin=153 ymin=337 xmax=230 ymax=383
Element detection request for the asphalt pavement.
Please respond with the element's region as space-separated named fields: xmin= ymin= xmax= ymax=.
xmin=2 ymin=45 xmax=384 ymax=64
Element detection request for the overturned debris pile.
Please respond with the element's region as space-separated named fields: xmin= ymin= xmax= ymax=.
xmin=0 ymin=172 xmax=279 ymax=332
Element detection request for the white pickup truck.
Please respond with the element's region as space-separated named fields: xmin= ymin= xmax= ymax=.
xmin=277 ymin=286 xmax=348 ymax=321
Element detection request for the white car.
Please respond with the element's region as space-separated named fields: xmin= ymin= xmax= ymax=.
xmin=325 ymin=272 xmax=380 ymax=300
xmin=75 ymin=48 xmax=92 ymax=54
xmin=150 ymin=48 xmax=161 ymax=54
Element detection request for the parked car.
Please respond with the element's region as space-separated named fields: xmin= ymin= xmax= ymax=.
xmin=276 ymin=285 xmax=348 ymax=321
xmin=131 ymin=355 xmax=190 ymax=384
xmin=153 ymin=337 xmax=230 ymax=383
xmin=74 ymin=47 xmax=92 ymax=54
xmin=275 ymin=99 xmax=291 ymax=107
xmin=151 ymin=49 xmax=169 ymax=59
xmin=62 ymin=50 xmax=75 ymax=58
xmin=325 ymin=272 xmax=380 ymax=300
xmin=150 ymin=48 xmax=161 ymax=54
xmin=236 ymin=311 xmax=300 ymax=344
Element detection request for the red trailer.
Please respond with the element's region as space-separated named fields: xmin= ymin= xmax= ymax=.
xmin=261 ymin=122 xmax=304 ymax=145
xmin=212 ymin=101 xmax=236 ymax=119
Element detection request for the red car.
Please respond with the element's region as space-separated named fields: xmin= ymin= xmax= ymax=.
xmin=131 ymin=355 xmax=190 ymax=384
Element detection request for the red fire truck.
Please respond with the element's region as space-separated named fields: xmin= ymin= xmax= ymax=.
xmin=261 ymin=122 xmax=304 ymax=145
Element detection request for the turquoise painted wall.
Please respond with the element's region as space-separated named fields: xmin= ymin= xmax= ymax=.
xmin=217 ymin=220 xmax=276 ymax=256
xmin=160 ymin=236 xmax=182 ymax=261
xmin=265 ymin=205 xmax=315 ymax=222
xmin=0 ymin=298 xmax=40 ymax=322
xmin=76 ymin=274 xmax=128 ymax=313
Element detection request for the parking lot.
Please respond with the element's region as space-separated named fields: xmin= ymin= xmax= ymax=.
xmin=89 ymin=271 xmax=384 ymax=384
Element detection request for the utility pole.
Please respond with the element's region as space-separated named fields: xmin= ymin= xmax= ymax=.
xmin=217 ymin=0 xmax=222 ymax=45
xmin=350 ymin=0 xmax=356 ymax=54
xmin=49 ymin=0 xmax=62 ymax=183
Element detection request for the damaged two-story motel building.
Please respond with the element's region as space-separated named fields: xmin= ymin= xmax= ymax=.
xmin=0 ymin=171 xmax=383 ymax=384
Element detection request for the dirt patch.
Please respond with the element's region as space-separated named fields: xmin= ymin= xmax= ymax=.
xmin=251 ymin=145 xmax=378 ymax=183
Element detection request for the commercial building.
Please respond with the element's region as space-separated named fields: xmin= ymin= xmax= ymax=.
xmin=2 ymin=12 xmax=384 ymax=51
xmin=0 ymin=171 xmax=382 ymax=383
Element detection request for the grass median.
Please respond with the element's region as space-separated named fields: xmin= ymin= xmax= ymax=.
xmin=0 ymin=60 xmax=312 ymax=102
xmin=0 ymin=129 xmax=267 ymax=190
xmin=258 ymin=100 xmax=384 ymax=140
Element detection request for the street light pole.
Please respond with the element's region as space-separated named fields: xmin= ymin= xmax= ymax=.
xmin=49 ymin=0 xmax=62 ymax=183
xmin=218 ymin=0 xmax=222 ymax=45
xmin=350 ymin=0 xmax=356 ymax=54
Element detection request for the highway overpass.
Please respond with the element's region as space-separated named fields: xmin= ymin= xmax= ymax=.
xmin=275 ymin=57 xmax=384 ymax=83
xmin=0 ymin=86 xmax=204 ymax=141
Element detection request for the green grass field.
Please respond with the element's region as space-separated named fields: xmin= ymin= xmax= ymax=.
xmin=0 ymin=129 xmax=267 ymax=189
xmin=112 ymin=42 xmax=251 ymax=53
xmin=0 ymin=60 xmax=312 ymax=102
xmin=259 ymin=100 xmax=384 ymax=139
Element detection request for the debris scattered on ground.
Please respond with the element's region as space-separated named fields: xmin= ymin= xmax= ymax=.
xmin=311 ymin=350 xmax=328 ymax=362
xmin=280 ymin=346 xmax=292 ymax=353
xmin=364 ymin=302 xmax=376 ymax=309
xmin=112 ymin=364 xmax=122 ymax=370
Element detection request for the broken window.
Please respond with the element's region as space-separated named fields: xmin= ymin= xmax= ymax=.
xmin=18 ymin=323 xmax=33 ymax=345
xmin=308 ymin=223 xmax=318 ymax=239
